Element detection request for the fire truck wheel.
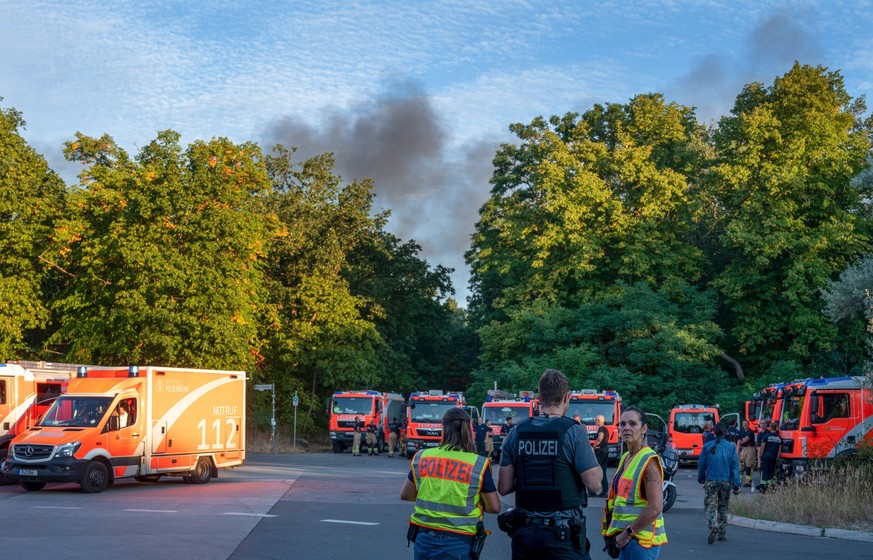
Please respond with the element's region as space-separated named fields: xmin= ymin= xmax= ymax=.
xmin=332 ymin=442 xmax=345 ymax=453
xmin=20 ymin=480 xmax=46 ymax=491
xmin=80 ymin=461 xmax=109 ymax=493
xmin=190 ymin=457 xmax=213 ymax=484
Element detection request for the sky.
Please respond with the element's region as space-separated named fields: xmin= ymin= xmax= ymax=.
xmin=3 ymin=1 xmax=872 ymax=306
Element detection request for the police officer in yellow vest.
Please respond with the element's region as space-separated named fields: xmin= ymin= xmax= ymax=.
xmin=602 ymin=406 xmax=667 ymax=559
xmin=401 ymin=407 xmax=500 ymax=560
xmin=498 ymin=369 xmax=603 ymax=560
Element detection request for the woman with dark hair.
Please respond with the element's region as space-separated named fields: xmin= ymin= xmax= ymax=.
xmin=602 ymin=406 xmax=667 ymax=559
xmin=401 ymin=407 xmax=500 ymax=559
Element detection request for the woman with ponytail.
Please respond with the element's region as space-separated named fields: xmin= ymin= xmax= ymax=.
xmin=401 ymin=407 xmax=500 ymax=559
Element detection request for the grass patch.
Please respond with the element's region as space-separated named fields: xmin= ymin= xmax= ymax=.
xmin=730 ymin=463 xmax=873 ymax=532
xmin=245 ymin=427 xmax=331 ymax=454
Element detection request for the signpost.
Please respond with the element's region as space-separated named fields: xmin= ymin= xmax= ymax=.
xmin=292 ymin=391 xmax=299 ymax=450
xmin=254 ymin=383 xmax=276 ymax=453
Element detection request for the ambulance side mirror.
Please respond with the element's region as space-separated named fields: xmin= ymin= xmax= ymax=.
xmin=107 ymin=416 xmax=120 ymax=432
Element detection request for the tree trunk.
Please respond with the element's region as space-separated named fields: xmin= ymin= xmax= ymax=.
xmin=719 ymin=353 xmax=745 ymax=382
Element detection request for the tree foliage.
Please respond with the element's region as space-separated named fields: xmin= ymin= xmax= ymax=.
xmin=44 ymin=131 xmax=273 ymax=369
xmin=0 ymin=103 xmax=67 ymax=359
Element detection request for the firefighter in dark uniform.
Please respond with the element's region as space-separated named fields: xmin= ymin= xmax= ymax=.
xmin=498 ymin=369 xmax=603 ymax=560
xmin=757 ymin=420 xmax=783 ymax=492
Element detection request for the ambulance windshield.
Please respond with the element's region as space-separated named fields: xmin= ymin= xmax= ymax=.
xmin=39 ymin=396 xmax=114 ymax=427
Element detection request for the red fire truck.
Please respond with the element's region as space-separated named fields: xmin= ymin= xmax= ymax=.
xmin=328 ymin=390 xmax=405 ymax=453
xmin=405 ymin=390 xmax=471 ymax=457
xmin=566 ymin=389 xmax=622 ymax=463
xmin=481 ymin=390 xmax=538 ymax=459
xmin=773 ymin=376 xmax=872 ymax=477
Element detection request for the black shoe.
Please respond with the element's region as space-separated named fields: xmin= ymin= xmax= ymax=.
xmin=708 ymin=529 xmax=717 ymax=545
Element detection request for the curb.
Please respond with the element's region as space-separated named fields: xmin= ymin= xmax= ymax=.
xmin=728 ymin=515 xmax=873 ymax=542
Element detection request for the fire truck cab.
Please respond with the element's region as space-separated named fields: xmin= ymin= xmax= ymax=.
xmin=566 ymin=389 xmax=622 ymax=463
xmin=405 ymin=390 xmax=470 ymax=457
xmin=480 ymin=390 xmax=538 ymax=459
xmin=328 ymin=390 xmax=405 ymax=454
xmin=776 ymin=376 xmax=872 ymax=477
xmin=668 ymin=404 xmax=720 ymax=462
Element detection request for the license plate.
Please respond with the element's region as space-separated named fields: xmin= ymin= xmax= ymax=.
xmin=19 ymin=469 xmax=37 ymax=477
xmin=425 ymin=442 xmax=438 ymax=447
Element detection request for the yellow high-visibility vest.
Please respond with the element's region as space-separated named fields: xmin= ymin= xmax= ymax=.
xmin=602 ymin=447 xmax=668 ymax=548
xmin=410 ymin=446 xmax=490 ymax=536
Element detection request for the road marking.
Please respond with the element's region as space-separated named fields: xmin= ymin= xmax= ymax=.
xmin=125 ymin=509 xmax=178 ymax=513
xmin=31 ymin=506 xmax=83 ymax=510
xmin=223 ymin=512 xmax=278 ymax=518
xmin=321 ymin=519 xmax=380 ymax=526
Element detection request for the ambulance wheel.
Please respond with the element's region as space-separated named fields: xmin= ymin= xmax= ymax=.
xmin=20 ymin=481 xmax=46 ymax=491
xmin=190 ymin=457 xmax=212 ymax=484
xmin=80 ymin=461 xmax=109 ymax=493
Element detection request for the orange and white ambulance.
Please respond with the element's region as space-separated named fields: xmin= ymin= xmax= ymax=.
xmin=668 ymin=404 xmax=720 ymax=463
xmin=1 ymin=362 xmax=71 ymax=482
xmin=3 ymin=364 xmax=245 ymax=493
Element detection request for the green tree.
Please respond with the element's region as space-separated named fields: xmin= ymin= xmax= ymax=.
xmin=466 ymin=94 xmax=709 ymax=328
xmin=43 ymin=131 xmax=272 ymax=369
xmin=711 ymin=63 xmax=873 ymax=371
xmin=257 ymin=148 xmax=385 ymax=430
xmin=0 ymin=102 xmax=67 ymax=359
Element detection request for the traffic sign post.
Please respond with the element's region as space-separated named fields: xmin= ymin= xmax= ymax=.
xmin=292 ymin=391 xmax=299 ymax=450
xmin=254 ymin=383 xmax=276 ymax=453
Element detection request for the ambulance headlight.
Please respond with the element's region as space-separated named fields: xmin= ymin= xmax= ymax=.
xmin=55 ymin=442 xmax=82 ymax=458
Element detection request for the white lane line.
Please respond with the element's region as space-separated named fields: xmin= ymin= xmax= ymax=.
xmin=223 ymin=512 xmax=278 ymax=518
xmin=31 ymin=506 xmax=83 ymax=510
xmin=125 ymin=509 xmax=178 ymax=513
xmin=321 ymin=519 xmax=380 ymax=526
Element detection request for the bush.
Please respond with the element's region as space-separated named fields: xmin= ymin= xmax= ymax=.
xmin=730 ymin=462 xmax=873 ymax=532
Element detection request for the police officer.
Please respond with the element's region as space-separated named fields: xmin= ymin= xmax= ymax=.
xmin=498 ymin=369 xmax=603 ymax=560
xmin=388 ymin=417 xmax=401 ymax=457
xmin=757 ymin=420 xmax=782 ymax=492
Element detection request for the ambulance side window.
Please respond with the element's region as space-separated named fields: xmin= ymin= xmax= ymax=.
xmin=0 ymin=380 xmax=6 ymax=404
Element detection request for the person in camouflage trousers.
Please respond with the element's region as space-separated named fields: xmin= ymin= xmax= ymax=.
xmin=698 ymin=423 xmax=741 ymax=544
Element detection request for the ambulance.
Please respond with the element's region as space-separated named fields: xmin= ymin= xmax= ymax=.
xmin=0 ymin=362 xmax=71 ymax=482
xmin=566 ymin=389 xmax=622 ymax=462
xmin=480 ymin=390 xmax=538 ymax=459
xmin=3 ymin=364 xmax=245 ymax=493
xmin=667 ymin=404 xmax=720 ymax=462
xmin=327 ymin=390 xmax=405 ymax=453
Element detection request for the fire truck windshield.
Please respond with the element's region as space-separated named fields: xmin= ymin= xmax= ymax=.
xmin=567 ymin=401 xmax=616 ymax=425
xmin=780 ymin=395 xmax=804 ymax=430
xmin=39 ymin=396 xmax=114 ymax=427
xmin=332 ymin=397 xmax=374 ymax=415
xmin=483 ymin=405 xmax=528 ymax=425
xmin=410 ymin=402 xmax=458 ymax=422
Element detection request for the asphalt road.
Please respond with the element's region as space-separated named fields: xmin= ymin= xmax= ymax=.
xmin=1 ymin=452 xmax=871 ymax=559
